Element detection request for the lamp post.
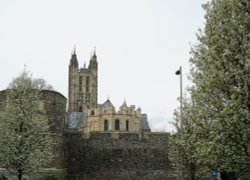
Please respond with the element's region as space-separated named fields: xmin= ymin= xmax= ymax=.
xmin=175 ymin=66 xmax=183 ymax=180
xmin=175 ymin=66 xmax=183 ymax=120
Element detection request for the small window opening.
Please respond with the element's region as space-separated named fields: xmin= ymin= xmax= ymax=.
xmin=126 ymin=120 xmax=129 ymax=131
xmin=79 ymin=106 xmax=82 ymax=112
xmin=104 ymin=120 xmax=109 ymax=131
xmin=115 ymin=119 xmax=120 ymax=130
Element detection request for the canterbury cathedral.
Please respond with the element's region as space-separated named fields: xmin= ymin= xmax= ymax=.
xmin=67 ymin=49 xmax=151 ymax=135
xmin=0 ymin=49 xmax=169 ymax=180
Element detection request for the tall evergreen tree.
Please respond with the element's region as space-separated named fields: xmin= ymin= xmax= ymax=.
xmin=0 ymin=71 xmax=53 ymax=180
xmin=189 ymin=0 xmax=250 ymax=178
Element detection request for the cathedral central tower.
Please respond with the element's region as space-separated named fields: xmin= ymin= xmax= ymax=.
xmin=68 ymin=49 xmax=98 ymax=112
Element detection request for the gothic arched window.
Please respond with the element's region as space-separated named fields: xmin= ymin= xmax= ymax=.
xmin=86 ymin=76 xmax=90 ymax=93
xmin=79 ymin=76 xmax=83 ymax=92
xmin=104 ymin=120 xmax=109 ymax=131
xmin=115 ymin=119 xmax=120 ymax=130
xmin=126 ymin=120 xmax=129 ymax=131
xmin=78 ymin=100 xmax=83 ymax=112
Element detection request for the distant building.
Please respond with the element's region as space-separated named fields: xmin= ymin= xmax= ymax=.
xmin=67 ymin=49 xmax=151 ymax=134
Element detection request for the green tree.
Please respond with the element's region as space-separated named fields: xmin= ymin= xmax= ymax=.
xmin=169 ymin=98 xmax=208 ymax=180
xmin=189 ymin=0 xmax=250 ymax=178
xmin=0 ymin=71 xmax=54 ymax=180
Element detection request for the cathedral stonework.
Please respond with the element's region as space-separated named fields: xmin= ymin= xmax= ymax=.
xmin=68 ymin=49 xmax=98 ymax=112
xmin=84 ymin=100 xmax=142 ymax=134
xmin=67 ymin=49 xmax=151 ymax=135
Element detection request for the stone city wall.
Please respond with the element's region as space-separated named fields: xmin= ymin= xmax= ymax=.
xmin=63 ymin=131 xmax=176 ymax=180
xmin=0 ymin=90 xmax=7 ymax=110
xmin=40 ymin=90 xmax=67 ymax=134
xmin=40 ymin=90 xmax=67 ymax=169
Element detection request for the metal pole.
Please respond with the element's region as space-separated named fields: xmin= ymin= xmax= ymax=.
xmin=180 ymin=66 xmax=183 ymax=121
xmin=175 ymin=66 xmax=183 ymax=180
xmin=179 ymin=66 xmax=183 ymax=180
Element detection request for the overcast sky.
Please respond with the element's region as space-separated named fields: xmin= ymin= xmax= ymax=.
xmin=0 ymin=0 xmax=207 ymax=132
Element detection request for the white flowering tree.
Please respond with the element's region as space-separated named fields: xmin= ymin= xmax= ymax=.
xmin=169 ymin=97 xmax=208 ymax=180
xmin=189 ymin=0 xmax=250 ymax=178
xmin=0 ymin=71 xmax=53 ymax=180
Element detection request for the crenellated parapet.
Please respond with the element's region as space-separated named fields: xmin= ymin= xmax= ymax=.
xmin=86 ymin=100 xmax=141 ymax=117
xmin=83 ymin=99 xmax=143 ymax=135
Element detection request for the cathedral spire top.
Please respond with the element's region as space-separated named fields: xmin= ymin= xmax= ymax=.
xmin=73 ymin=44 xmax=76 ymax=55
xmin=93 ymin=47 xmax=96 ymax=57
xmin=89 ymin=47 xmax=97 ymax=69
xmin=70 ymin=46 xmax=78 ymax=67
xmin=90 ymin=47 xmax=97 ymax=59
xmin=121 ymin=100 xmax=128 ymax=108
xmin=122 ymin=100 xmax=127 ymax=107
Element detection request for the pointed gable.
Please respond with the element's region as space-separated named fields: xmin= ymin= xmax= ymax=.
xmin=103 ymin=99 xmax=114 ymax=112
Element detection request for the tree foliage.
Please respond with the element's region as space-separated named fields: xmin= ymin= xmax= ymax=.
xmin=0 ymin=71 xmax=54 ymax=180
xmin=169 ymin=98 xmax=208 ymax=180
xmin=171 ymin=0 xmax=250 ymax=179
xmin=189 ymin=0 xmax=250 ymax=178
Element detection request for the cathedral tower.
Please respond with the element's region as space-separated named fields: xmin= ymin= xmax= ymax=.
xmin=68 ymin=49 xmax=98 ymax=112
